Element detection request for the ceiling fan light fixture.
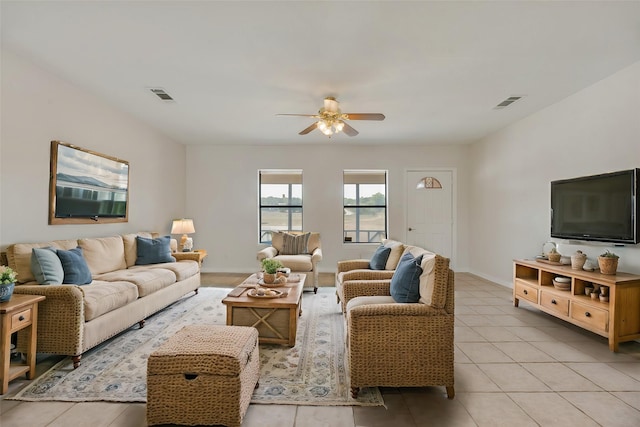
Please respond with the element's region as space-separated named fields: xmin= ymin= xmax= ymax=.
xmin=334 ymin=120 xmax=345 ymax=132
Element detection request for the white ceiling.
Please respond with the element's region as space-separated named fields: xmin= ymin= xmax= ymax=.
xmin=2 ymin=1 xmax=640 ymax=146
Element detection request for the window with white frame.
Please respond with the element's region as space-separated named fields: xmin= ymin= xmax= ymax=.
xmin=343 ymin=170 xmax=387 ymax=243
xmin=259 ymin=170 xmax=303 ymax=243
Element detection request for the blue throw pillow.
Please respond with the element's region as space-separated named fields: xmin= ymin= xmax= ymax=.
xmin=31 ymin=247 xmax=64 ymax=285
xmin=369 ymin=245 xmax=392 ymax=270
xmin=135 ymin=235 xmax=176 ymax=265
xmin=390 ymin=253 xmax=423 ymax=303
xmin=56 ymin=247 xmax=92 ymax=285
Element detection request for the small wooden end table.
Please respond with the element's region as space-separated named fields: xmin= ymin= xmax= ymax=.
xmin=1 ymin=294 xmax=46 ymax=394
xmin=222 ymin=274 xmax=305 ymax=346
xmin=173 ymin=249 xmax=208 ymax=267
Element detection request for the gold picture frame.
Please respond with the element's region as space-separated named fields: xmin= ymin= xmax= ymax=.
xmin=49 ymin=141 xmax=129 ymax=225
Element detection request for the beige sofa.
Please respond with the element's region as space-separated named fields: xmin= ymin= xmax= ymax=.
xmin=5 ymin=232 xmax=200 ymax=368
xmin=257 ymin=231 xmax=322 ymax=293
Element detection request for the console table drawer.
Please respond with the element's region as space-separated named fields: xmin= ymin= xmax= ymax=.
xmin=540 ymin=292 xmax=569 ymax=316
xmin=571 ymin=302 xmax=608 ymax=333
xmin=515 ymin=281 xmax=538 ymax=304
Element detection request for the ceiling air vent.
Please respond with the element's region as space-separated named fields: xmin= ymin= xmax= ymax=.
xmin=494 ymin=96 xmax=523 ymax=109
xmin=149 ymin=88 xmax=174 ymax=101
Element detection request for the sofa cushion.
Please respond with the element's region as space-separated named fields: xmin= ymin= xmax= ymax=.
xmin=135 ymin=236 xmax=176 ymax=265
xmin=30 ymin=247 xmax=64 ymax=285
xmin=82 ymin=281 xmax=139 ymax=321
xmin=7 ymin=239 xmax=78 ymax=283
xmin=79 ymin=236 xmax=127 ymax=275
xmin=56 ymin=247 xmax=93 ymax=285
xmin=390 ymin=253 xmax=423 ymax=303
xmin=369 ymin=245 xmax=392 ymax=270
xmin=122 ymin=232 xmax=154 ymax=267
xmin=131 ymin=260 xmax=200 ymax=282
xmin=273 ymin=254 xmax=312 ymax=272
xmin=346 ymin=295 xmax=396 ymax=311
xmin=382 ymin=239 xmax=405 ymax=270
xmin=95 ymin=268 xmax=177 ymax=297
xmin=280 ymin=232 xmax=310 ymax=255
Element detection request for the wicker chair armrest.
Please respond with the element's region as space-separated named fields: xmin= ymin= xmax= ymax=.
xmin=349 ymin=302 xmax=447 ymax=318
xmin=337 ymin=259 xmax=371 ymax=273
xmin=347 ymin=306 xmax=454 ymax=389
xmin=257 ymin=247 xmax=278 ymax=261
xmin=341 ymin=269 xmax=394 ymax=281
xmin=14 ymin=284 xmax=86 ymax=356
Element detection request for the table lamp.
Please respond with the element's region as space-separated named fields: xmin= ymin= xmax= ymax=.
xmin=171 ymin=218 xmax=195 ymax=252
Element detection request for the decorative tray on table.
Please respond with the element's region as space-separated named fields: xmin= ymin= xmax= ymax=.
xmin=257 ymin=278 xmax=286 ymax=288
xmin=247 ymin=288 xmax=283 ymax=298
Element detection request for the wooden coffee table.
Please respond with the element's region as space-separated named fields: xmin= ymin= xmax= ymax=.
xmin=222 ymin=274 xmax=306 ymax=346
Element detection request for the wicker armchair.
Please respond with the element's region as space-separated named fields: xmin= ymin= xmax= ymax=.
xmin=346 ymin=254 xmax=455 ymax=399
xmin=335 ymin=239 xmax=405 ymax=312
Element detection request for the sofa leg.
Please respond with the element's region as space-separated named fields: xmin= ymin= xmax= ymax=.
xmin=446 ymin=386 xmax=455 ymax=399
xmin=314 ymin=287 xmax=318 ymax=294
xmin=139 ymin=319 xmax=145 ymax=329
xmin=194 ymin=288 xmax=199 ymax=295
xmin=72 ymin=355 xmax=81 ymax=369
xmin=350 ymin=387 xmax=359 ymax=398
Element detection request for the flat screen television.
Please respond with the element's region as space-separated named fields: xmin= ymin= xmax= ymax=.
xmin=49 ymin=141 xmax=129 ymax=225
xmin=551 ymin=169 xmax=639 ymax=244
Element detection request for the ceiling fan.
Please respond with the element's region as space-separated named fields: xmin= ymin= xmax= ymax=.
xmin=277 ymin=97 xmax=385 ymax=137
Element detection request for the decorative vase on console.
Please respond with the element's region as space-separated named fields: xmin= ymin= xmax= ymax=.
xmin=571 ymin=250 xmax=587 ymax=270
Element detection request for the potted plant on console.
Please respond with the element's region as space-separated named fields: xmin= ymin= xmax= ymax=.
xmin=0 ymin=266 xmax=18 ymax=302
xmin=598 ymin=250 xmax=619 ymax=275
xmin=261 ymin=258 xmax=284 ymax=284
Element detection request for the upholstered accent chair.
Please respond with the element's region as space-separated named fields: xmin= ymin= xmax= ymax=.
xmin=335 ymin=239 xmax=405 ymax=312
xmin=257 ymin=231 xmax=322 ymax=293
xmin=345 ymin=251 xmax=455 ymax=399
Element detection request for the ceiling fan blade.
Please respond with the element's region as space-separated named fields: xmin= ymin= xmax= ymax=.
xmin=342 ymin=122 xmax=359 ymax=137
xmin=343 ymin=113 xmax=385 ymax=121
xmin=277 ymin=113 xmax=319 ymax=118
xmin=299 ymin=122 xmax=318 ymax=135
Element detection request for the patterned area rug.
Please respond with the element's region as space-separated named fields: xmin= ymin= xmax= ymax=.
xmin=10 ymin=287 xmax=383 ymax=406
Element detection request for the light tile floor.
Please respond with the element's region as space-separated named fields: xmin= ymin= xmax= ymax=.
xmin=1 ymin=273 xmax=640 ymax=426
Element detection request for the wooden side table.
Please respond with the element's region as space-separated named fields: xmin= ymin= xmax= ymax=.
xmin=1 ymin=294 xmax=46 ymax=394
xmin=173 ymin=249 xmax=208 ymax=267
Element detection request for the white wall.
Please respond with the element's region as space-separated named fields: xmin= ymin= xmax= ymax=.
xmin=0 ymin=49 xmax=187 ymax=249
xmin=186 ymin=144 xmax=470 ymax=273
xmin=469 ymin=61 xmax=640 ymax=287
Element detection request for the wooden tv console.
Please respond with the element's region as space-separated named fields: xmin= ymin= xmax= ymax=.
xmin=513 ymin=259 xmax=640 ymax=352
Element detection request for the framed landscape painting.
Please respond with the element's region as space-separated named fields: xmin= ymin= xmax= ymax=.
xmin=49 ymin=140 xmax=130 ymax=225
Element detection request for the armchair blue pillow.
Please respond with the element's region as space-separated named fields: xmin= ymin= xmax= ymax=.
xmin=56 ymin=247 xmax=92 ymax=285
xmin=369 ymin=245 xmax=392 ymax=270
xmin=135 ymin=235 xmax=176 ymax=265
xmin=390 ymin=252 xmax=423 ymax=303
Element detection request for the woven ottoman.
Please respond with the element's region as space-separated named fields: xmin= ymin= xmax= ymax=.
xmin=147 ymin=325 xmax=260 ymax=427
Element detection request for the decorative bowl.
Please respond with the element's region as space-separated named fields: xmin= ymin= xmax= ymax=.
xmin=552 ymin=279 xmax=570 ymax=291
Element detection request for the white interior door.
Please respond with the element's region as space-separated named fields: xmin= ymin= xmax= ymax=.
xmin=406 ymin=170 xmax=454 ymax=261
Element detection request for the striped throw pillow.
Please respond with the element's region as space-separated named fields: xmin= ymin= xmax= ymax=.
xmin=280 ymin=232 xmax=311 ymax=255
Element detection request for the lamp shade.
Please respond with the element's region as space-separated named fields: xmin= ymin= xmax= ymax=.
xmin=171 ymin=218 xmax=195 ymax=235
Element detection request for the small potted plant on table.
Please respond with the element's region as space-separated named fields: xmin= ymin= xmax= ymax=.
xmin=261 ymin=259 xmax=283 ymax=284
xmin=0 ymin=266 xmax=18 ymax=302
xmin=598 ymin=250 xmax=619 ymax=275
